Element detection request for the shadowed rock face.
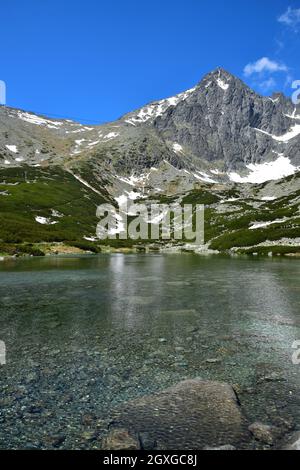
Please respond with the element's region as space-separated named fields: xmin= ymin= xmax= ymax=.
xmin=104 ymin=379 xmax=249 ymax=450
xmin=154 ymin=69 xmax=300 ymax=170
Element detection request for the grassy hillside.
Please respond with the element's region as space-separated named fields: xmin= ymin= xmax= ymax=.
xmin=0 ymin=166 xmax=109 ymax=251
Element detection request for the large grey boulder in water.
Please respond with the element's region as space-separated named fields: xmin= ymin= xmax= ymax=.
xmin=103 ymin=379 xmax=249 ymax=450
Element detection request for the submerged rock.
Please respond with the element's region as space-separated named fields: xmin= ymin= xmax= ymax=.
xmin=205 ymin=358 xmax=222 ymax=364
xmin=258 ymin=371 xmax=287 ymax=383
xmin=248 ymin=422 xmax=276 ymax=445
xmin=102 ymin=428 xmax=140 ymax=450
xmin=42 ymin=434 xmax=66 ymax=448
xmin=281 ymin=431 xmax=300 ymax=450
xmin=105 ymin=379 xmax=248 ymax=450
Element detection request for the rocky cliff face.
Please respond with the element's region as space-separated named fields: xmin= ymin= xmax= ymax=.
xmin=153 ymin=69 xmax=300 ymax=172
xmin=0 ymin=68 xmax=299 ymax=184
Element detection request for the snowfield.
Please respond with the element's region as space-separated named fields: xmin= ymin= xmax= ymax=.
xmin=5 ymin=145 xmax=18 ymax=153
xmin=255 ymin=124 xmax=300 ymax=142
xmin=229 ymin=155 xmax=298 ymax=184
xmin=35 ymin=216 xmax=58 ymax=225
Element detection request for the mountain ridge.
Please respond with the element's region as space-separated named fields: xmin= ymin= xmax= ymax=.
xmin=0 ymin=68 xmax=299 ymax=255
xmin=1 ymin=67 xmax=299 ymax=181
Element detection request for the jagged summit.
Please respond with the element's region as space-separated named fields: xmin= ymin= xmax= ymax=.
xmin=199 ymin=67 xmax=238 ymax=86
xmin=202 ymin=67 xmax=235 ymax=79
xmin=120 ymin=69 xmax=241 ymax=126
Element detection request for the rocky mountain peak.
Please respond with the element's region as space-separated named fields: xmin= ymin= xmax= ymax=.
xmin=198 ymin=67 xmax=238 ymax=90
xmin=0 ymin=68 xmax=299 ymax=183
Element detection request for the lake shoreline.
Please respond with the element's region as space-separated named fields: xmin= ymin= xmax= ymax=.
xmin=1 ymin=240 xmax=300 ymax=260
xmin=0 ymin=242 xmax=300 ymax=262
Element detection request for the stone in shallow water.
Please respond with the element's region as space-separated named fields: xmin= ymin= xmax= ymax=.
xmin=281 ymin=431 xmax=300 ymax=450
xmin=42 ymin=434 xmax=66 ymax=448
xmin=102 ymin=428 xmax=140 ymax=450
xmin=205 ymin=358 xmax=222 ymax=364
xmin=105 ymin=379 xmax=249 ymax=450
xmin=248 ymin=422 xmax=275 ymax=445
xmin=260 ymin=372 xmax=287 ymax=383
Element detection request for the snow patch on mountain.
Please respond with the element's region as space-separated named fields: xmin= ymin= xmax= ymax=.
xmin=254 ymin=124 xmax=300 ymax=142
xmin=5 ymin=145 xmax=18 ymax=153
xmin=193 ymin=171 xmax=218 ymax=184
xmin=216 ymin=78 xmax=229 ymax=91
xmin=17 ymin=111 xmax=63 ymax=129
xmin=260 ymin=196 xmax=277 ymax=201
xmin=124 ymin=87 xmax=196 ymax=125
xmin=67 ymin=170 xmax=104 ymax=196
xmin=103 ymin=132 xmax=119 ymax=140
xmin=35 ymin=216 xmax=58 ymax=225
xmin=115 ymin=173 xmax=149 ymax=187
xmin=65 ymin=127 xmax=93 ymax=134
xmin=250 ymin=218 xmax=289 ymax=230
xmin=75 ymin=139 xmax=86 ymax=145
xmin=173 ymin=143 xmax=184 ymax=154
xmin=229 ymin=155 xmax=298 ymax=184
xmin=284 ymin=109 xmax=300 ymax=120
xmin=51 ymin=209 xmax=64 ymax=218
xmin=84 ymin=236 xmax=98 ymax=242
xmin=87 ymin=140 xmax=100 ymax=147
xmin=220 ymin=197 xmax=240 ymax=204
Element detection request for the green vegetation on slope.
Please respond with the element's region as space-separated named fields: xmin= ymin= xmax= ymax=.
xmin=0 ymin=166 xmax=107 ymax=245
xmin=178 ymin=185 xmax=300 ymax=251
xmin=0 ymin=166 xmax=299 ymax=256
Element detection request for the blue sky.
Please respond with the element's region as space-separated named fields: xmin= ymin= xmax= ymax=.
xmin=1 ymin=0 xmax=300 ymax=123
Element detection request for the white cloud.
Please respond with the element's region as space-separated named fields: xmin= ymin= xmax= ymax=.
xmin=244 ymin=57 xmax=288 ymax=77
xmin=284 ymin=73 xmax=294 ymax=87
xmin=278 ymin=7 xmax=300 ymax=30
xmin=259 ymin=77 xmax=277 ymax=91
